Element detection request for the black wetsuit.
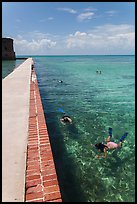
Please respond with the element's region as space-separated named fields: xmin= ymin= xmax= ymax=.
xmin=61 ymin=115 xmax=71 ymax=123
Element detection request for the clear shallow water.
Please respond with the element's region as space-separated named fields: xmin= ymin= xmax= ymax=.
xmin=3 ymin=55 xmax=135 ymax=202
xmin=34 ymin=55 xmax=135 ymax=202
xmin=2 ymin=59 xmax=25 ymax=79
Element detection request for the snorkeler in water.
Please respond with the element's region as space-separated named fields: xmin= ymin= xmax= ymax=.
xmin=58 ymin=80 xmax=63 ymax=83
xmin=95 ymin=128 xmax=128 ymax=158
xmin=60 ymin=115 xmax=72 ymax=124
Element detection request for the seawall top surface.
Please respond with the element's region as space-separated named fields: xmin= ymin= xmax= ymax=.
xmin=2 ymin=58 xmax=33 ymax=202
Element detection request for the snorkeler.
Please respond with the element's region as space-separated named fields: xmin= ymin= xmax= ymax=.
xmin=95 ymin=128 xmax=128 ymax=158
xmin=60 ymin=115 xmax=72 ymax=124
xmin=58 ymin=80 xmax=63 ymax=83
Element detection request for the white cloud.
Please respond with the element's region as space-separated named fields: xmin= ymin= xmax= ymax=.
xmin=92 ymin=24 xmax=134 ymax=35
xmin=39 ymin=17 xmax=54 ymax=22
xmin=66 ymin=24 xmax=135 ymax=54
xmin=28 ymin=31 xmax=48 ymax=39
xmin=48 ymin=17 xmax=54 ymax=20
xmin=11 ymin=24 xmax=134 ymax=55
xmin=57 ymin=7 xmax=77 ymax=14
xmin=25 ymin=31 xmax=59 ymax=41
xmin=14 ymin=34 xmax=56 ymax=54
xmin=84 ymin=7 xmax=98 ymax=12
xmin=105 ymin=10 xmax=118 ymax=16
xmin=77 ymin=12 xmax=94 ymax=22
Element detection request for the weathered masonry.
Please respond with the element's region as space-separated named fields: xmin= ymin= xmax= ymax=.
xmin=25 ymin=67 xmax=62 ymax=202
xmin=2 ymin=38 xmax=16 ymax=60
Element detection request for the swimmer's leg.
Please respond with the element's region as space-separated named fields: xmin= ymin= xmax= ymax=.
xmin=106 ymin=127 xmax=113 ymax=142
xmin=119 ymin=132 xmax=128 ymax=142
xmin=108 ymin=127 xmax=113 ymax=137
xmin=118 ymin=132 xmax=128 ymax=148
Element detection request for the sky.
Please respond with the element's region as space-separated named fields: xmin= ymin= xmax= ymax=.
xmin=2 ymin=2 xmax=135 ymax=55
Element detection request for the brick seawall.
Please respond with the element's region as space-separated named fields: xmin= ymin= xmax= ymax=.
xmin=2 ymin=58 xmax=62 ymax=202
xmin=25 ymin=67 xmax=62 ymax=202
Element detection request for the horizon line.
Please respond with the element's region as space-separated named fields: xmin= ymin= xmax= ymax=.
xmin=16 ymin=54 xmax=135 ymax=56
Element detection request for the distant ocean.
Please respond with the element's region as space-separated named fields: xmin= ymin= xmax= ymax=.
xmin=2 ymin=55 xmax=135 ymax=202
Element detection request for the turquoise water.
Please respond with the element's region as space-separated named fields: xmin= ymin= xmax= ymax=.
xmin=2 ymin=59 xmax=25 ymax=79
xmin=3 ymin=55 xmax=135 ymax=202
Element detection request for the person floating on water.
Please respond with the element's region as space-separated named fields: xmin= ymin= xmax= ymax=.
xmin=60 ymin=115 xmax=72 ymax=124
xmin=58 ymin=80 xmax=63 ymax=83
xmin=96 ymin=70 xmax=101 ymax=74
xmin=94 ymin=128 xmax=128 ymax=158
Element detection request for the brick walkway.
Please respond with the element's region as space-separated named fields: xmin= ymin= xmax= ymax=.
xmin=25 ymin=68 xmax=62 ymax=202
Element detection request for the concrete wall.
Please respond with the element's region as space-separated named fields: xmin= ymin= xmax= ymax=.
xmin=2 ymin=58 xmax=33 ymax=202
xmin=2 ymin=38 xmax=16 ymax=60
xmin=2 ymin=58 xmax=62 ymax=202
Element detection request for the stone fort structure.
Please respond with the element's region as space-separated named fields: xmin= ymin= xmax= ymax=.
xmin=2 ymin=38 xmax=16 ymax=60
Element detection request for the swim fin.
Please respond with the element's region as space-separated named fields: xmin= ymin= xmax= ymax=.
xmin=58 ymin=108 xmax=65 ymax=113
xmin=119 ymin=132 xmax=128 ymax=142
xmin=108 ymin=127 xmax=113 ymax=137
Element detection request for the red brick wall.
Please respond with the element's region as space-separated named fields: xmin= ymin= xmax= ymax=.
xmin=25 ymin=67 xmax=62 ymax=202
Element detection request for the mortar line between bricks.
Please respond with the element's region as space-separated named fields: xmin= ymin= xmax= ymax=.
xmin=25 ymin=67 xmax=62 ymax=202
xmin=26 ymin=197 xmax=43 ymax=202
xmin=33 ymin=74 xmax=45 ymax=202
